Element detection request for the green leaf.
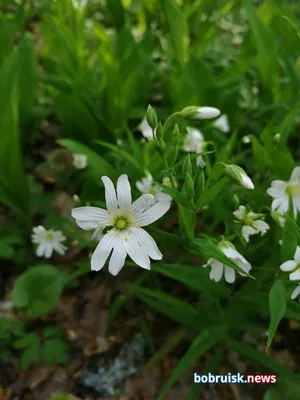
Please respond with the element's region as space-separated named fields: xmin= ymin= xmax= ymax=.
xmin=106 ymin=0 xmax=125 ymax=30
xmin=151 ymin=263 xmax=230 ymax=297
xmin=20 ymin=340 xmax=41 ymax=370
xmin=94 ymin=140 xmax=141 ymax=171
xmin=58 ymin=138 xmax=116 ymax=178
xmin=18 ymin=33 xmax=37 ymax=123
xmin=267 ymin=280 xmax=286 ymax=351
xmin=12 ymin=265 xmax=65 ymax=318
xmin=190 ymin=239 xmax=254 ymax=279
xmin=158 ymin=326 xmax=226 ymax=399
xmin=243 ymin=0 xmax=278 ymax=91
xmin=14 ymin=333 xmax=39 ymax=349
xmin=0 ymin=48 xmax=30 ymax=218
xmin=195 ymin=177 xmax=228 ymax=211
xmin=42 ymin=338 xmax=69 ymax=365
xmin=130 ymin=285 xmax=199 ymax=329
xmin=161 ymin=0 xmax=188 ymax=66
xmin=251 ymin=137 xmax=269 ymax=169
xmin=227 ymin=338 xmax=300 ymax=385
xmin=154 ymin=182 xmax=194 ymax=211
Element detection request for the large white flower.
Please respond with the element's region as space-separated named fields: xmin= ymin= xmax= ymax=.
xmin=233 ymin=205 xmax=269 ymax=242
xmin=136 ymin=173 xmax=171 ymax=204
xmin=267 ymin=167 xmax=300 ymax=215
xmin=213 ymin=114 xmax=230 ymax=133
xmin=280 ymin=246 xmax=300 ymax=281
xmin=203 ymin=241 xmax=251 ymax=283
xmin=183 ymin=127 xmax=205 ymax=168
xmin=73 ymin=154 xmax=87 ymax=169
xmin=32 ymin=226 xmax=67 ymax=258
xmin=71 ymin=174 xmax=170 ymax=275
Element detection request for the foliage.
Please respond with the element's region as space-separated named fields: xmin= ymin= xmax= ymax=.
xmin=1 ymin=0 xmax=300 ymax=396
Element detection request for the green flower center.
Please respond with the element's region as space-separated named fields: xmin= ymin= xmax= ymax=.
xmin=112 ymin=214 xmax=130 ymax=231
xmin=286 ymin=185 xmax=300 ymax=196
xmin=149 ymin=188 xmax=157 ymax=196
xmin=244 ymin=215 xmax=254 ymax=225
xmin=45 ymin=232 xmax=54 ymax=241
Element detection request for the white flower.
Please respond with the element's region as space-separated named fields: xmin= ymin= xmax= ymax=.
xmin=267 ymin=167 xmax=300 ymax=215
xmin=32 ymin=226 xmax=67 ymax=258
xmin=233 ymin=205 xmax=270 ymax=242
xmin=139 ymin=116 xmax=155 ymax=140
xmin=71 ymin=174 xmax=170 ymax=275
xmin=242 ymin=135 xmax=252 ymax=144
xmin=280 ymin=246 xmax=300 ymax=281
xmin=291 ymin=285 xmax=300 ymax=300
xmin=232 ymin=35 xmax=243 ymax=46
xmin=73 ymin=154 xmax=87 ymax=169
xmin=203 ymin=241 xmax=251 ymax=283
xmin=213 ymin=114 xmax=230 ymax=133
xmin=136 ymin=174 xmax=171 ymax=204
xmin=181 ymin=106 xmax=221 ymax=120
xmin=183 ymin=127 xmax=206 ymax=168
xmin=72 ymin=0 xmax=87 ymax=9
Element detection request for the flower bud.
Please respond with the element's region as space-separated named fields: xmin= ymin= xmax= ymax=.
xmin=195 ymin=170 xmax=205 ymax=198
xmin=184 ymin=173 xmax=195 ymax=201
xmin=182 ymin=154 xmax=192 ymax=177
xmin=273 ymin=133 xmax=281 ymax=145
xmin=180 ymin=106 xmax=221 ymax=120
xmin=271 ymin=210 xmax=285 ymax=228
xmin=172 ymin=124 xmax=181 ymax=146
xmin=155 ymin=122 xmax=164 ymax=141
xmin=224 ymin=164 xmax=254 ymax=190
xmin=73 ymin=194 xmax=80 ymax=205
xmin=146 ymin=104 xmax=158 ymax=130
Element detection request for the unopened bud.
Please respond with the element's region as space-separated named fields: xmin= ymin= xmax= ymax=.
xmin=172 ymin=124 xmax=181 ymax=146
xmin=182 ymin=154 xmax=192 ymax=177
xmin=146 ymin=104 xmax=158 ymax=130
xmin=184 ymin=173 xmax=195 ymax=201
xmin=180 ymin=106 xmax=221 ymax=120
xmin=273 ymin=133 xmax=281 ymax=145
xmin=73 ymin=194 xmax=80 ymax=205
xmin=224 ymin=164 xmax=254 ymax=190
xmin=155 ymin=122 xmax=163 ymax=141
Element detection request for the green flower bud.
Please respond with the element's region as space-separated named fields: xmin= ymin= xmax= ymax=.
xmin=182 ymin=154 xmax=192 ymax=177
xmin=184 ymin=173 xmax=195 ymax=201
xmin=195 ymin=170 xmax=205 ymax=198
xmin=172 ymin=124 xmax=181 ymax=146
xmin=146 ymin=104 xmax=158 ymax=130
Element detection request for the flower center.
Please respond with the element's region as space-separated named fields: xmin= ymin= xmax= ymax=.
xmin=112 ymin=214 xmax=130 ymax=231
xmin=244 ymin=215 xmax=253 ymax=225
xmin=149 ymin=188 xmax=157 ymax=196
xmin=286 ymin=185 xmax=300 ymax=197
xmin=45 ymin=232 xmax=54 ymax=241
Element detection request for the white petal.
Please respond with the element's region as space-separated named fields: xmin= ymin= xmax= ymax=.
xmin=294 ymin=246 xmax=300 ymax=262
xmin=271 ymin=197 xmax=288 ymax=213
xmin=270 ymin=180 xmax=287 ymax=191
xmin=241 ymin=225 xmax=257 ymax=242
xmin=36 ymin=243 xmax=46 ymax=257
xmin=289 ymin=270 xmax=300 ymax=281
xmin=196 ymin=107 xmax=221 ymax=119
xmin=53 ymin=243 xmax=67 ymax=255
xmin=241 ymin=175 xmax=254 ymax=190
xmin=91 ymin=230 xmax=115 ymax=271
xmin=233 ymin=205 xmax=246 ymax=220
xmin=108 ymin=235 xmax=127 ymax=276
xmin=44 ymin=244 xmax=53 ymax=259
xmin=123 ymin=232 xmax=150 ymax=270
xmin=280 ymin=260 xmax=297 ymax=272
xmin=71 ymin=207 xmax=111 ymax=230
xmin=131 ymin=194 xmax=154 ymax=216
xmin=117 ymin=174 xmax=132 ymax=212
xmin=235 ymin=255 xmax=252 ymax=274
xmin=130 ymin=227 xmax=162 ymax=260
xmin=252 ymin=220 xmax=269 ymax=235
xmin=209 ymin=260 xmax=224 ymax=282
xmin=224 ymin=266 xmax=235 ymax=283
xmin=291 ymin=286 xmax=300 ymax=300
xmin=101 ymin=176 xmax=118 ymax=213
xmin=134 ymin=201 xmax=170 ymax=226
xmin=214 ymin=114 xmax=230 ymax=132
xmin=290 ymin=167 xmax=300 ymax=182
xmin=196 ymin=156 xmax=205 ymax=168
